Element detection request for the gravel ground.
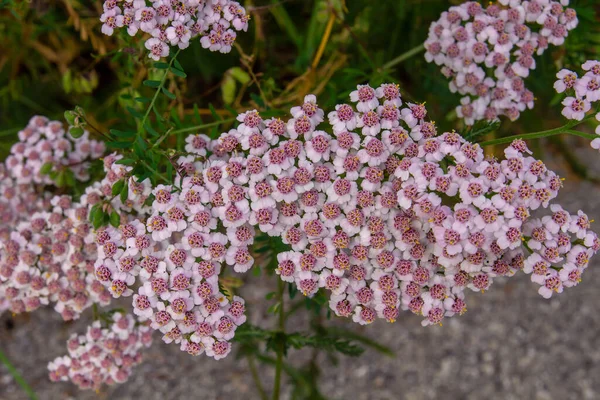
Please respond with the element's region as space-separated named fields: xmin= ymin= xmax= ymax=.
xmin=2 ymin=145 xmax=600 ymax=400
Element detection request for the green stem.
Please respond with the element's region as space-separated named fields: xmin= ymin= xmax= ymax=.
xmin=139 ymin=49 xmax=181 ymax=139
xmin=0 ymin=348 xmax=37 ymax=400
xmin=247 ymin=355 xmax=269 ymax=400
xmin=382 ymin=44 xmax=425 ymax=70
xmin=82 ymin=117 xmax=112 ymax=141
xmin=156 ymin=117 xmax=236 ymax=143
xmin=0 ymin=127 xmax=20 ymax=137
xmin=478 ymin=119 xmax=596 ymax=147
xmin=140 ymin=159 xmax=170 ymax=184
xmin=151 ymin=127 xmax=174 ymax=149
xmin=272 ymin=279 xmax=285 ymax=400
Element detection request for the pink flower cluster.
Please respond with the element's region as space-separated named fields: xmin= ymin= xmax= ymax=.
xmin=48 ymin=312 xmax=152 ymax=390
xmin=93 ymin=174 xmax=249 ymax=358
xmin=424 ymin=0 xmax=578 ymax=124
xmin=100 ymin=0 xmax=250 ymax=60
xmin=0 ymin=116 xmax=105 ymax=240
xmin=0 ymin=118 xmax=153 ymax=319
xmin=0 ymin=196 xmax=111 ymax=319
xmin=553 ymin=60 xmax=600 ymax=149
xmin=190 ymin=83 xmax=597 ymax=327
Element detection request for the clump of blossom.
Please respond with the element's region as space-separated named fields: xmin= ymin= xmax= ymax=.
xmin=0 ymin=164 xmax=51 ymax=241
xmin=0 ymin=153 xmax=153 ymax=318
xmin=424 ymin=0 xmax=578 ymax=124
xmin=5 ymin=115 xmax=105 ymax=185
xmin=0 ymin=116 xmax=106 ymax=315
xmin=0 ymin=117 xmax=151 ymax=319
xmin=100 ymin=0 xmax=250 ymax=60
xmin=0 ymin=196 xmax=112 ymax=319
xmin=93 ymin=160 xmax=249 ymax=358
xmin=195 ymin=83 xmax=597 ymax=327
xmin=552 ymin=60 xmax=600 ymax=151
xmin=48 ymin=312 xmax=152 ymax=390
xmin=0 ymin=116 xmax=105 ymax=239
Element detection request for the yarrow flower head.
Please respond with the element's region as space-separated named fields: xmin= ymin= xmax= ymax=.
xmin=48 ymin=312 xmax=152 ymax=390
xmin=100 ymin=0 xmax=250 ymax=60
xmin=552 ymin=60 xmax=600 ymax=151
xmin=94 ymin=157 xmax=249 ymax=358
xmin=424 ymin=0 xmax=578 ymax=124
xmin=147 ymin=82 xmax=597 ymax=330
xmin=4 ymin=87 xmax=599 ymax=390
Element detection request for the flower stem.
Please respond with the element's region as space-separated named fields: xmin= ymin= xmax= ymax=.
xmin=478 ymin=119 xmax=596 ymax=147
xmin=311 ymin=12 xmax=336 ymax=70
xmin=382 ymin=44 xmax=425 ymax=70
xmin=139 ymin=159 xmax=170 ymax=184
xmin=272 ymin=279 xmax=285 ymax=400
xmin=247 ymin=354 xmax=269 ymax=400
xmin=166 ymin=118 xmax=237 ymax=136
xmin=0 ymin=127 xmax=20 ymax=137
xmin=0 ymin=347 xmax=37 ymax=400
xmin=139 ymin=49 xmax=181 ymax=139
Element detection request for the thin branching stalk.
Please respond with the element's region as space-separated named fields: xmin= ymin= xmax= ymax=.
xmin=311 ymin=12 xmax=336 ymax=69
xmin=0 ymin=348 xmax=37 ymax=400
xmin=139 ymin=49 xmax=181 ymax=139
xmin=478 ymin=118 xmax=596 ymax=147
xmin=167 ymin=118 xmax=237 ymax=136
xmin=382 ymin=44 xmax=426 ymax=70
xmin=247 ymin=354 xmax=269 ymax=400
xmin=272 ymin=279 xmax=286 ymax=400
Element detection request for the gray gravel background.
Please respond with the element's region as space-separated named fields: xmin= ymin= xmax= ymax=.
xmin=2 ymin=144 xmax=600 ymax=400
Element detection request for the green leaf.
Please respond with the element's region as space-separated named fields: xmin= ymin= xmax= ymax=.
xmin=161 ymin=87 xmax=176 ymax=100
xmin=173 ymin=58 xmax=184 ymax=72
xmin=120 ymin=183 xmax=129 ymax=204
xmin=324 ymin=328 xmax=395 ymax=357
xmin=69 ymin=126 xmax=84 ymax=138
xmin=267 ymin=302 xmax=281 ymax=314
xmin=152 ymin=103 xmax=165 ymax=122
xmin=108 ymin=141 xmax=134 ymax=149
xmin=109 ymin=211 xmax=120 ymax=228
xmin=133 ymin=136 xmax=149 ymax=159
xmin=40 ymin=162 xmax=53 ymax=175
xmin=209 ymin=103 xmax=222 ymax=121
xmin=92 ymin=208 xmax=105 ymax=229
xmin=144 ymin=121 xmax=159 ymax=137
xmin=126 ymin=106 xmax=144 ymax=119
xmin=230 ymin=67 xmax=251 ymax=84
xmin=143 ymin=80 xmax=161 ymax=88
xmin=64 ymin=110 xmax=76 ymax=125
xmin=65 ymin=170 xmax=76 ymax=187
xmin=170 ymin=66 xmax=187 ymax=78
xmin=221 ymin=74 xmax=237 ymax=105
xmin=135 ymin=96 xmax=151 ymax=103
xmin=464 ymin=119 xmax=501 ymax=141
xmin=166 ymin=161 xmax=173 ymax=181
xmin=265 ymin=292 xmax=276 ymax=300
xmin=55 ymin=172 xmax=66 ymax=187
xmin=110 ymin=129 xmax=136 ymax=138
xmin=154 ymin=62 xmax=169 ymax=69
xmin=115 ymin=158 xmax=136 ymax=166
xmin=288 ymin=283 xmax=298 ymax=299
xmin=111 ymin=179 xmax=125 ymax=196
